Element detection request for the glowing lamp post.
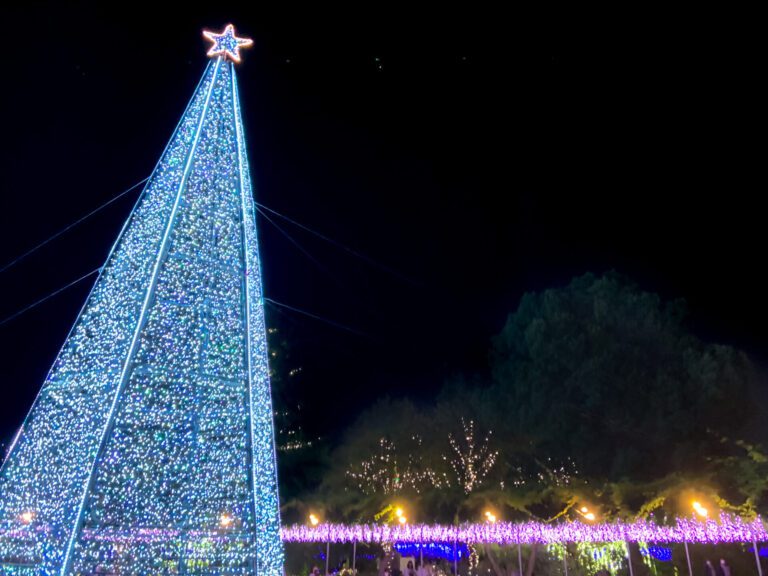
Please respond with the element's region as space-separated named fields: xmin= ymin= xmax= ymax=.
xmin=309 ymin=514 xmax=330 ymax=576
xmin=683 ymin=499 xmax=711 ymax=576
xmin=692 ymin=501 xmax=708 ymax=518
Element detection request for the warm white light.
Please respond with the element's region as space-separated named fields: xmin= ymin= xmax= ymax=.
xmin=202 ymin=24 xmax=253 ymax=63
xmin=692 ymin=501 xmax=708 ymax=518
xmin=220 ymin=513 xmax=233 ymax=527
xmin=309 ymin=514 xmax=320 ymax=526
xmin=584 ymin=512 xmax=596 ymax=521
xmin=395 ymin=507 xmax=404 ymax=518
xmin=581 ymin=506 xmax=589 ymax=513
xmin=20 ymin=511 xmax=34 ymax=524
xmin=398 ymin=516 xmax=407 ymax=524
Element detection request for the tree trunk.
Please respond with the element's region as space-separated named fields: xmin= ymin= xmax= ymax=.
xmin=483 ymin=545 xmax=506 ymax=576
xmin=524 ymin=543 xmax=538 ymax=576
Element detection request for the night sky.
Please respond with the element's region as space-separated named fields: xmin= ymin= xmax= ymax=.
xmin=0 ymin=5 xmax=761 ymax=446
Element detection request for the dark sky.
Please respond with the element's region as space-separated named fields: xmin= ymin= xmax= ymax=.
xmin=0 ymin=4 xmax=761 ymax=445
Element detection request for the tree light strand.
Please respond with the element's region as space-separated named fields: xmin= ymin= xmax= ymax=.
xmin=0 ymin=53 xmax=283 ymax=574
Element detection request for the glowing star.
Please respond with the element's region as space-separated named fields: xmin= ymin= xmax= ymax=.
xmin=203 ymin=24 xmax=253 ymax=63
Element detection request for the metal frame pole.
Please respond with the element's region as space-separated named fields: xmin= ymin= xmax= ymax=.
xmin=454 ymin=538 xmax=459 ymax=576
xmin=562 ymin=545 xmax=568 ymax=576
xmin=626 ymin=541 xmax=634 ymax=576
xmin=754 ymin=540 xmax=764 ymax=576
xmin=326 ymin=541 xmax=330 ymax=576
xmin=684 ymin=541 xmax=693 ymax=576
xmin=518 ymin=544 xmax=523 ymax=576
xmin=353 ymin=540 xmax=357 ymax=575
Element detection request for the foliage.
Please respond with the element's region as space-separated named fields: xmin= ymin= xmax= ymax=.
xmin=310 ymin=272 xmax=768 ymax=531
xmin=489 ymin=272 xmax=762 ymax=486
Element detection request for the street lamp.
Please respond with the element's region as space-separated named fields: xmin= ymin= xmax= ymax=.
xmin=577 ymin=506 xmax=596 ymax=522
xmin=681 ymin=498 xmax=712 ymax=576
xmin=309 ymin=513 xmax=330 ymax=576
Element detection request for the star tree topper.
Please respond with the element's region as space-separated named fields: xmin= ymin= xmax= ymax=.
xmin=203 ymin=24 xmax=253 ymax=63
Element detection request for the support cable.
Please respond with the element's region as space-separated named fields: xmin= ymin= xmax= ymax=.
xmin=0 ymin=177 xmax=149 ymax=275
xmin=255 ymin=201 xmax=420 ymax=286
xmin=0 ymin=267 xmax=100 ymax=328
xmin=264 ymin=297 xmax=369 ymax=338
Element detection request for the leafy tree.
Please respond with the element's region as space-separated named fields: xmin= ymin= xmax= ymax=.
xmin=317 ymin=273 xmax=766 ymax=523
xmin=489 ymin=271 xmax=762 ymax=489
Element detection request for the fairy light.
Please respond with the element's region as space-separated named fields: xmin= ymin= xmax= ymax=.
xmin=0 ymin=35 xmax=283 ymax=574
xmin=203 ymin=24 xmax=253 ymax=63
xmin=19 ymin=511 xmax=34 ymax=525
xmin=346 ymin=436 xmax=449 ymax=495
xmin=444 ymin=419 xmax=498 ymax=494
xmin=394 ymin=542 xmax=469 ymax=561
xmin=640 ymin=544 xmax=673 ymax=562
xmin=279 ymin=513 xmax=768 ymax=544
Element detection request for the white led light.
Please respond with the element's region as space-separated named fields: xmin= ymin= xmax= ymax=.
xmin=0 ymin=39 xmax=282 ymax=574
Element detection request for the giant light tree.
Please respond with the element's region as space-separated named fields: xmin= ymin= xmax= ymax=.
xmin=0 ymin=25 xmax=283 ymax=575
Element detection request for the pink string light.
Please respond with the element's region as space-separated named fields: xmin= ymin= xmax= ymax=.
xmin=1 ymin=514 xmax=763 ymax=545
xmin=281 ymin=514 xmax=767 ymax=544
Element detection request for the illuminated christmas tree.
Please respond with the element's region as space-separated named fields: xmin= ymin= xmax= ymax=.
xmin=0 ymin=25 xmax=283 ymax=575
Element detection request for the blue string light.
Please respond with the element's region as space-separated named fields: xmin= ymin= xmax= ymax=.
xmin=393 ymin=542 xmax=469 ymax=562
xmin=748 ymin=545 xmax=768 ymax=558
xmin=640 ymin=545 xmax=673 ymax=562
xmin=0 ymin=29 xmax=282 ymax=575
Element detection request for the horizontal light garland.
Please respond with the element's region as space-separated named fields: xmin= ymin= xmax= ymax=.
xmin=2 ymin=514 xmax=763 ymax=546
xmin=281 ymin=515 xmax=767 ymax=545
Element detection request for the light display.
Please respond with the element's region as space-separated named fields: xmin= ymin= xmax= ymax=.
xmin=281 ymin=514 xmax=767 ymax=544
xmin=445 ymin=419 xmax=498 ymax=494
xmin=393 ymin=542 xmax=469 ymax=561
xmin=203 ymin=24 xmax=254 ymax=63
xmin=639 ymin=544 xmax=673 ymax=562
xmin=0 ymin=26 xmax=283 ymax=575
xmin=346 ymin=436 xmax=449 ymax=496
